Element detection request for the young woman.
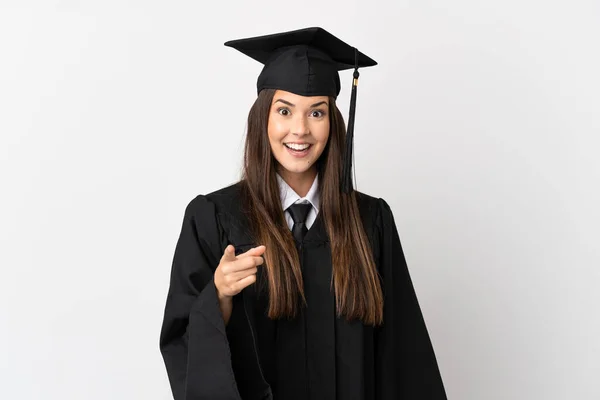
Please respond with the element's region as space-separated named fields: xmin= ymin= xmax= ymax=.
xmin=159 ymin=27 xmax=447 ymax=400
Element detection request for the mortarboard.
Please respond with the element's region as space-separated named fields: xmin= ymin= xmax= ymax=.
xmin=224 ymin=27 xmax=377 ymax=193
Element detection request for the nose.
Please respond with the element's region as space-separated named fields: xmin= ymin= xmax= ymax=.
xmin=292 ymin=115 xmax=310 ymax=137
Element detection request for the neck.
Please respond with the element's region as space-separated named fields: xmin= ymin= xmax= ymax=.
xmin=278 ymin=167 xmax=317 ymax=198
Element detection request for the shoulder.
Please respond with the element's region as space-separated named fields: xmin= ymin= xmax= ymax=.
xmin=206 ymin=181 xmax=245 ymax=203
xmin=183 ymin=181 xmax=250 ymax=245
xmin=354 ymin=190 xmax=394 ymax=222
xmin=184 ymin=181 xmax=245 ymax=216
xmin=353 ymin=190 xmax=398 ymax=248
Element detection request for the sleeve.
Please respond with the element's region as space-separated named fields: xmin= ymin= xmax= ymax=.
xmin=159 ymin=195 xmax=242 ymax=400
xmin=375 ymin=198 xmax=447 ymax=399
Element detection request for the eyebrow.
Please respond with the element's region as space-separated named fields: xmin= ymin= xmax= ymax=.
xmin=274 ymin=99 xmax=328 ymax=108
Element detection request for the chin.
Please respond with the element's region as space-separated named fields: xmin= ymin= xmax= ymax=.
xmin=275 ymin=158 xmax=315 ymax=175
xmin=280 ymin=164 xmax=312 ymax=174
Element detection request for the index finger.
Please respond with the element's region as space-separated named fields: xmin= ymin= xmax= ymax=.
xmin=236 ymin=245 xmax=266 ymax=259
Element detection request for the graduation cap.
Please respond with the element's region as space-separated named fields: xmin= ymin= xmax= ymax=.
xmin=224 ymin=27 xmax=377 ymax=193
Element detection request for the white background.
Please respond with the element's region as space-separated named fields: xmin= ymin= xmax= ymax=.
xmin=1 ymin=1 xmax=599 ymax=399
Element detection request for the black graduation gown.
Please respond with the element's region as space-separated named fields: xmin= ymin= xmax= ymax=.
xmin=159 ymin=182 xmax=447 ymax=400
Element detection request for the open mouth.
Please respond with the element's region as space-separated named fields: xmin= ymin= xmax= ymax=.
xmin=284 ymin=143 xmax=312 ymax=155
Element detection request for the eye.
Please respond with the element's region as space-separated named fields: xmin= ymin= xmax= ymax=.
xmin=311 ymin=110 xmax=326 ymax=118
xmin=277 ymin=107 xmax=291 ymax=116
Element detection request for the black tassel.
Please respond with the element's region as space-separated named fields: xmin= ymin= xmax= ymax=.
xmin=342 ymin=48 xmax=360 ymax=194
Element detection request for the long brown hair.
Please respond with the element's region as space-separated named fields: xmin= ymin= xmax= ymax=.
xmin=240 ymin=88 xmax=383 ymax=326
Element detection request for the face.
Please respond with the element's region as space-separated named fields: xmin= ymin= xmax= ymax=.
xmin=267 ymin=90 xmax=330 ymax=181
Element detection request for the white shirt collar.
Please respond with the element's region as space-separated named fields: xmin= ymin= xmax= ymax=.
xmin=276 ymin=173 xmax=320 ymax=212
